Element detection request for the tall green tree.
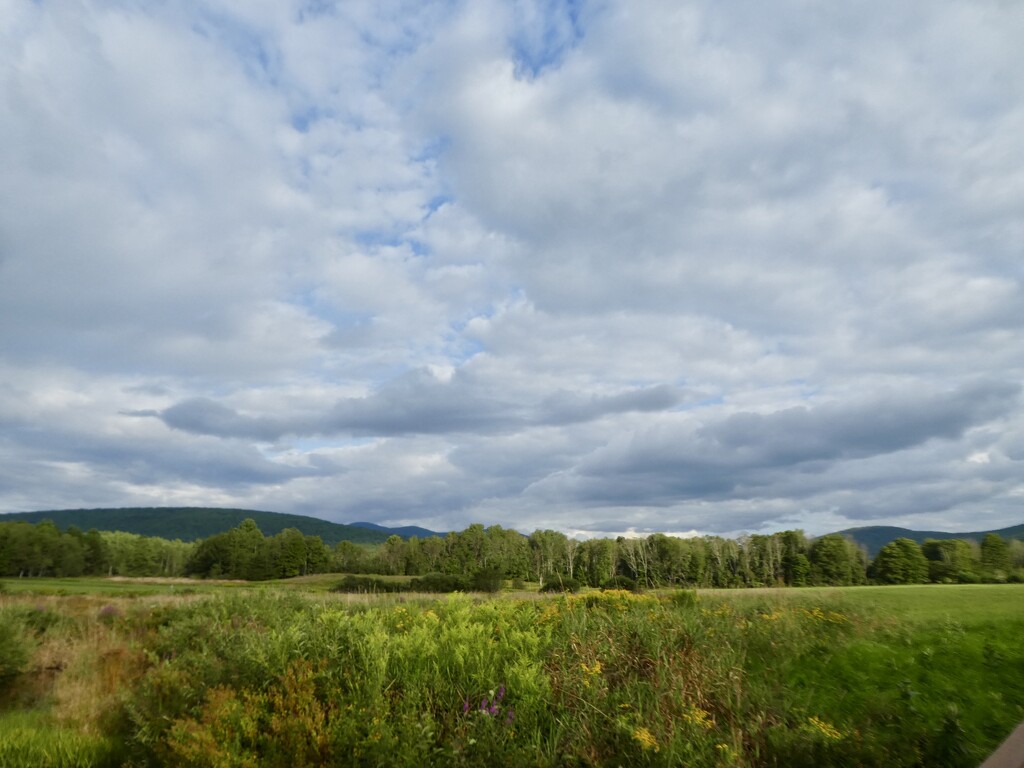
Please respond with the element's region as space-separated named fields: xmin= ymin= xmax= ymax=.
xmin=379 ymin=535 xmax=408 ymax=575
xmin=579 ymin=538 xmax=616 ymax=586
xmin=980 ymin=533 xmax=1011 ymax=581
xmin=82 ymin=528 xmax=110 ymax=575
xmin=870 ymin=538 xmax=928 ymax=584
xmin=528 ymin=530 xmax=568 ymax=586
xmin=809 ymin=534 xmax=866 ymax=586
xmin=922 ymin=539 xmax=979 ymax=583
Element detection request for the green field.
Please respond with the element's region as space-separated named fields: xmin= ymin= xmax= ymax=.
xmin=1 ymin=581 xmax=1022 ymax=766
xmin=705 ymin=582 xmax=1024 ymax=623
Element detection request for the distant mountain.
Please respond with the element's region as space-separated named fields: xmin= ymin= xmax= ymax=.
xmin=0 ymin=507 xmax=436 ymax=546
xmin=351 ymin=521 xmax=444 ymax=539
xmin=836 ymin=522 xmax=1024 ymax=557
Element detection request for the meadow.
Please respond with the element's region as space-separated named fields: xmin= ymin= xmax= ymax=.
xmin=1 ymin=579 xmax=1021 ymax=767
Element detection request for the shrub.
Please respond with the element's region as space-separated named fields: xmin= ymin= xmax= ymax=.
xmin=539 ymin=576 xmax=580 ymax=593
xmin=601 ymin=575 xmax=638 ymax=592
xmin=330 ymin=575 xmax=404 ymax=594
xmin=470 ymin=566 xmax=505 ymax=593
xmin=408 ymin=573 xmax=469 ymax=593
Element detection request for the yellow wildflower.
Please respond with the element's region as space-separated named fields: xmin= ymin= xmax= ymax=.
xmin=682 ymin=706 xmax=715 ymax=729
xmin=632 ymin=726 xmax=659 ymax=752
xmin=807 ymin=716 xmax=843 ymax=740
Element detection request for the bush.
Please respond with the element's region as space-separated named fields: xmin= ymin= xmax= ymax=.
xmin=601 ymin=575 xmax=638 ymax=592
xmin=408 ymin=573 xmax=469 ymax=593
xmin=539 ymin=576 xmax=580 ymax=593
xmin=470 ymin=566 xmax=505 ymax=593
xmin=330 ymin=575 xmax=404 ymax=594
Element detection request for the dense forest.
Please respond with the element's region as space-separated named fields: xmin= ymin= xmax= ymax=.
xmin=1 ymin=517 xmax=1022 ymax=587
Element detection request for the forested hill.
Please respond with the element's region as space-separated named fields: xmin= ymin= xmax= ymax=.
xmin=0 ymin=507 xmax=437 ymax=546
xmin=837 ymin=523 xmax=1024 ymax=557
xmin=350 ymin=521 xmax=440 ymax=539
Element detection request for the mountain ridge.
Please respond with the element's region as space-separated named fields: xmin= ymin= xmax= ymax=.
xmin=350 ymin=521 xmax=444 ymax=539
xmin=0 ymin=507 xmax=442 ymax=547
xmin=835 ymin=522 xmax=1024 ymax=557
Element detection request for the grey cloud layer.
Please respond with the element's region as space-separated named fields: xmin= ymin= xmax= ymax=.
xmin=142 ymin=373 xmax=683 ymax=439
xmin=558 ymin=381 xmax=1021 ymax=502
xmin=1 ymin=1 xmax=1023 ymax=537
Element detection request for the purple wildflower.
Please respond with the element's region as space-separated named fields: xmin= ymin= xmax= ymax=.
xmin=495 ymin=685 xmax=505 ymax=702
xmin=462 ymin=698 xmax=470 ymax=714
xmin=505 ymin=708 xmax=515 ymax=725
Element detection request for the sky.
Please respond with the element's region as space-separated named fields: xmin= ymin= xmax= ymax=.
xmin=1 ymin=0 xmax=1023 ymax=539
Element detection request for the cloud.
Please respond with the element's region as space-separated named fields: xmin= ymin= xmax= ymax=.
xmin=141 ymin=370 xmax=684 ymax=439
xmin=528 ymin=380 xmax=1021 ymax=515
xmin=1 ymin=1 xmax=1023 ymax=537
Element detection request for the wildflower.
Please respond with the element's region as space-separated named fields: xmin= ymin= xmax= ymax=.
xmin=807 ymin=716 xmax=843 ymax=740
xmin=463 ymin=686 xmax=514 ymax=726
xmin=682 ymin=706 xmax=714 ymax=730
xmin=632 ymin=727 xmax=659 ymax=752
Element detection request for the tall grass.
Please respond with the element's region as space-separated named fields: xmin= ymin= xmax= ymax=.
xmin=0 ymin=710 xmax=116 ymax=768
xmin=0 ymin=585 xmax=1021 ymax=766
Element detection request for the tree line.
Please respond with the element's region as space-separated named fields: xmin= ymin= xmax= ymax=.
xmin=1 ymin=518 xmax=1022 ymax=586
xmin=0 ymin=520 xmax=190 ymax=578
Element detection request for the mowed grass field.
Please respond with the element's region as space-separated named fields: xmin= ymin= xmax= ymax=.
xmin=706 ymin=582 xmax=1024 ymax=623
xmin=1 ymin=580 xmax=1022 ymax=767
